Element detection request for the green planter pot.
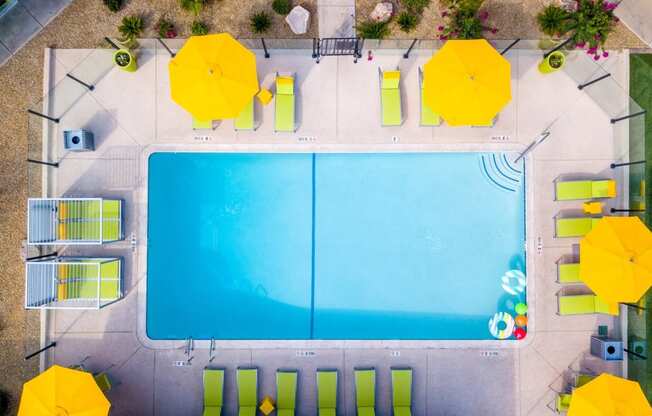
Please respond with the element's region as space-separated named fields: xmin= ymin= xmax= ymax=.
xmin=538 ymin=51 xmax=565 ymax=74
xmin=113 ymin=49 xmax=137 ymax=72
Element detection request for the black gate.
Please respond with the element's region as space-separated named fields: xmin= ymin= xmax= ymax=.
xmin=313 ymin=38 xmax=362 ymax=63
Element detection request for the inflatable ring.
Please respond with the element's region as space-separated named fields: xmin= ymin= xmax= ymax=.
xmin=501 ymin=270 xmax=526 ymax=296
xmin=488 ymin=312 xmax=515 ymax=340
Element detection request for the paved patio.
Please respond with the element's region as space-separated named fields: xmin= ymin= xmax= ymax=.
xmin=34 ymin=42 xmax=632 ymax=415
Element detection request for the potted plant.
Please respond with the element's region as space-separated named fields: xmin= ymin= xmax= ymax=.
xmin=538 ymin=51 xmax=566 ymax=73
xmin=113 ymin=49 xmax=137 ymax=72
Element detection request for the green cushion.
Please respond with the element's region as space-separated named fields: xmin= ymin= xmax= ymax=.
xmin=558 ymin=263 xmax=581 ymax=283
xmin=555 ymin=217 xmax=600 ymax=238
xmin=235 ymin=100 xmax=254 ymax=130
xmin=60 ymin=200 xmax=122 ymax=242
xmin=277 ymin=77 xmax=294 ymax=95
xmin=355 ymin=370 xmax=375 ymax=408
xmin=203 ymin=407 xmax=222 ymax=416
xmin=59 ymin=259 xmax=121 ymax=300
xmin=275 ymin=94 xmax=295 ymax=132
xmin=381 ymin=71 xmax=400 ymax=89
xmin=556 ymin=394 xmax=572 ymax=411
xmin=420 ymin=87 xmax=440 ymax=126
xmin=204 ymin=369 xmax=224 ymax=408
xmin=559 ymin=295 xmax=596 ymax=315
xmin=358 ymin=407 xmax=375 ymax=416
xmin=317 ymin=371 xmax=337 ymax=410
xmin=576 ymin=374 xmax=596 ymax=387
xmin=394 ymin=407 xmax=412 ymax=416
xmin=318 ymin=409 xmax=336 ymax=416
xmin=193 ymin=118 xmax=213 ymax=129
xmin=391 ymin=369 xmax=412 ymax=408
xmin=238 ymin=406 xmax=256 ymax=416
xmin=381 ymin=89 xmax=401 ymax=126
xmin=276 ymin=371 xmax=297 ymax=411
xmin=592 ymin=180 xmax=615 ymax=198
xmin=237 ymin=369 xmax=257 ymax=407
xmin=556 ymin=181 xmax=593 ymax=200
xmin=278 ymin=410 xmax=294 ymax=416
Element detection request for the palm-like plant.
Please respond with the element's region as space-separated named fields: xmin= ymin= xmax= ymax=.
xmin=537 ymin=5 xmax=571 ymax=37
xmin=180 ymin=0 xmax=207 ymax=16
xmin=118 ymin=15 xmax=144 ymax=42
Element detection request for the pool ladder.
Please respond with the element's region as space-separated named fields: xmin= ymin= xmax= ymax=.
xmin=184 ymin=337 xmax=194 ymax=364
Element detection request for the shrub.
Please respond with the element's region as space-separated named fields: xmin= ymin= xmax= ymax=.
xmin=439 ymin=0 xmax=484 ymax=11
xmin=401 ymin=0 xmax=431 ymax=14
xmin=250 ymin=11 xmax=272 ymax=34
xmin=536 ymin=0 xmax=618 ymax=60
xmin=157 ymin=18 xmax=177 ymax=38
xmin=438 ymin=4 xmax=496 ymax=40
xmin=180 ymin=0 xmax=208 ymax=16
xmin=356 ymin=20 xmax=390 ymax=39
xmin=537 ymin=5 xmax=571 ymax=37
xmin=397 ymin=12 xmax=418 ymax=33
xmin=103 ymin=0 xmax=123 ymax=12
xmin=191 ymin=20 xmax=209 ymax=35
xmin=272 ymin=0 xmax=292 ymax=15
xmin=118 ymin=15 xmax=145 ymax=41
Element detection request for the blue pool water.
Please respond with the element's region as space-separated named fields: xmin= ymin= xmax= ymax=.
xmin=147 ymin=152 xmax=526 ymax=340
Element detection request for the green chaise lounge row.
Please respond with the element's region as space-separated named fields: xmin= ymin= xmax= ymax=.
xmin=555 ymin=178 xmax=616 ymax=201
xmin=203 ymin=367 xmax=414 ymax=416
xmin=553 ymin=374 xmax=596 ymax=413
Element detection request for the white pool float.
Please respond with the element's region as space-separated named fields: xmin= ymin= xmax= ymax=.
xmin=501 ymin=269 xmax=526 ymax=295
xmin=488 ymin=312 xmax=515 ymax=339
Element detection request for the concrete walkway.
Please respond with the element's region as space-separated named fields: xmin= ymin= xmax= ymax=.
xmin=0 ymin=0 xmax=72 ymax=66
xmin=616 ymin=0 xmax=652 ymax=48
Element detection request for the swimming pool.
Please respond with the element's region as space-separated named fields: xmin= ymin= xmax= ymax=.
xmin=146 ymin=152 xmax=526 ymax=340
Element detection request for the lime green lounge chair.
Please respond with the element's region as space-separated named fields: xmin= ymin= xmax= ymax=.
xmin=237 ymin=368 xmax=258 ymax=416
xmin=391 ymin=368 xmax=412 ymax=416
xmin=59 ymin=199 xmax=123 ymax=242
xmin=235 ymin=99 xmax=255 ymax=131
xmin=204 ymin=368 xmax=224 ymax=416
xmin=277 ymin=370 xmax=298 ymax=416
xmin=94 ymin=372 xmax=114 ymax=393
xmin=193 ymin=118 xmax=214 ymax=130
xmin=275 ymin=73 xmax=296 ymax=132
xmin=558 ymin=294 xmax=619 ymax=316
xmin=557 ymin=262 xmax=581 ymax=284
xmin=57 ymin=258 xmax=122 ymax=301
xmin=575 ymin=374 xmax=596 ymax=387
xmin=554 ymin=216 xmax=602 ymax=238
xmin=355 ymin=368 xmax=376 ymax=416
xmin=379 ymin=68 xmax=402 ymax=126
xmin=317 ymin=370 xmax=337 ymax=416
xmin=555 ymin=179 xmax=616 ymax=201
xmin=418 ymin=67 xmax=440 ymax=127
xmin=555 ymin=393 xmax=572 ymax=413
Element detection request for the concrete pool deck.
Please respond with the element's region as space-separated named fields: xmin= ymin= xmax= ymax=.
xmin=37 ymin=43 xmax=630 ymax=415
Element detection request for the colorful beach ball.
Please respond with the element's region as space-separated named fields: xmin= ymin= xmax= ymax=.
xmin=515 ymin=315 xmax=528 ymax=328
xmin=514 ymin=327 xmax=526 ymax=340
xmin=515 ymin=302 xmax=528 ymax=315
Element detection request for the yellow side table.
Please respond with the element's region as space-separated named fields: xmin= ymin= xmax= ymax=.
xmin=583 ymin=201 xmax=603 ymax=215
xmin=259 ymin=396 xmax=275 ymax=415
xmin=257 ymin=88 xmax=273 ymax=106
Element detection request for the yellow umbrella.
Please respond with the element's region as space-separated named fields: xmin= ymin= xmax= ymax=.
xmin=580 ymin=216 xmax=652 ymax=304
xmin=18 ymin=365 xmax=110 ymax=416
xmin=169 ymin=33 xmax=259 ymax=121
xmin=568 ymin=373 xmax=652 ymax=416
xmin=423 ymin=39 xmax=511 ymax=126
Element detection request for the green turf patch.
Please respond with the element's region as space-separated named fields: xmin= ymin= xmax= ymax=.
xmin=628 ymin=53 xmax=652 ymax=399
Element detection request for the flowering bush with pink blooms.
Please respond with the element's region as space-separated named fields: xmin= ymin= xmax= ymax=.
xmin=536 ymin=0 xmax=618 ymax=60
xmin=437 ymin=0 xmax=497 ymax=40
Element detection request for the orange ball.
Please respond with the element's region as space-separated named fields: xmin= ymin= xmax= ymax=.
xmin=515 ymin=314 xmax=528 ymax=328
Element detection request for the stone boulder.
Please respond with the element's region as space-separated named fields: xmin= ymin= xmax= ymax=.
xmin=370 ymin=2 xmax=393 ymax=23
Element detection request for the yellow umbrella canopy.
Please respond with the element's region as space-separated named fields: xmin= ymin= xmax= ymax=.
xmin=580 ymin=216 xmax=652 ymax=304
xmin=169 ymin=33 xmax=259 ymax=121
xmin=568 ymin=373 xmax=652 ymax=416
xmin=423 ymin=39 xmax=511 ymax=126
xmin=18 ymin=365 xmax=110 ymax=416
